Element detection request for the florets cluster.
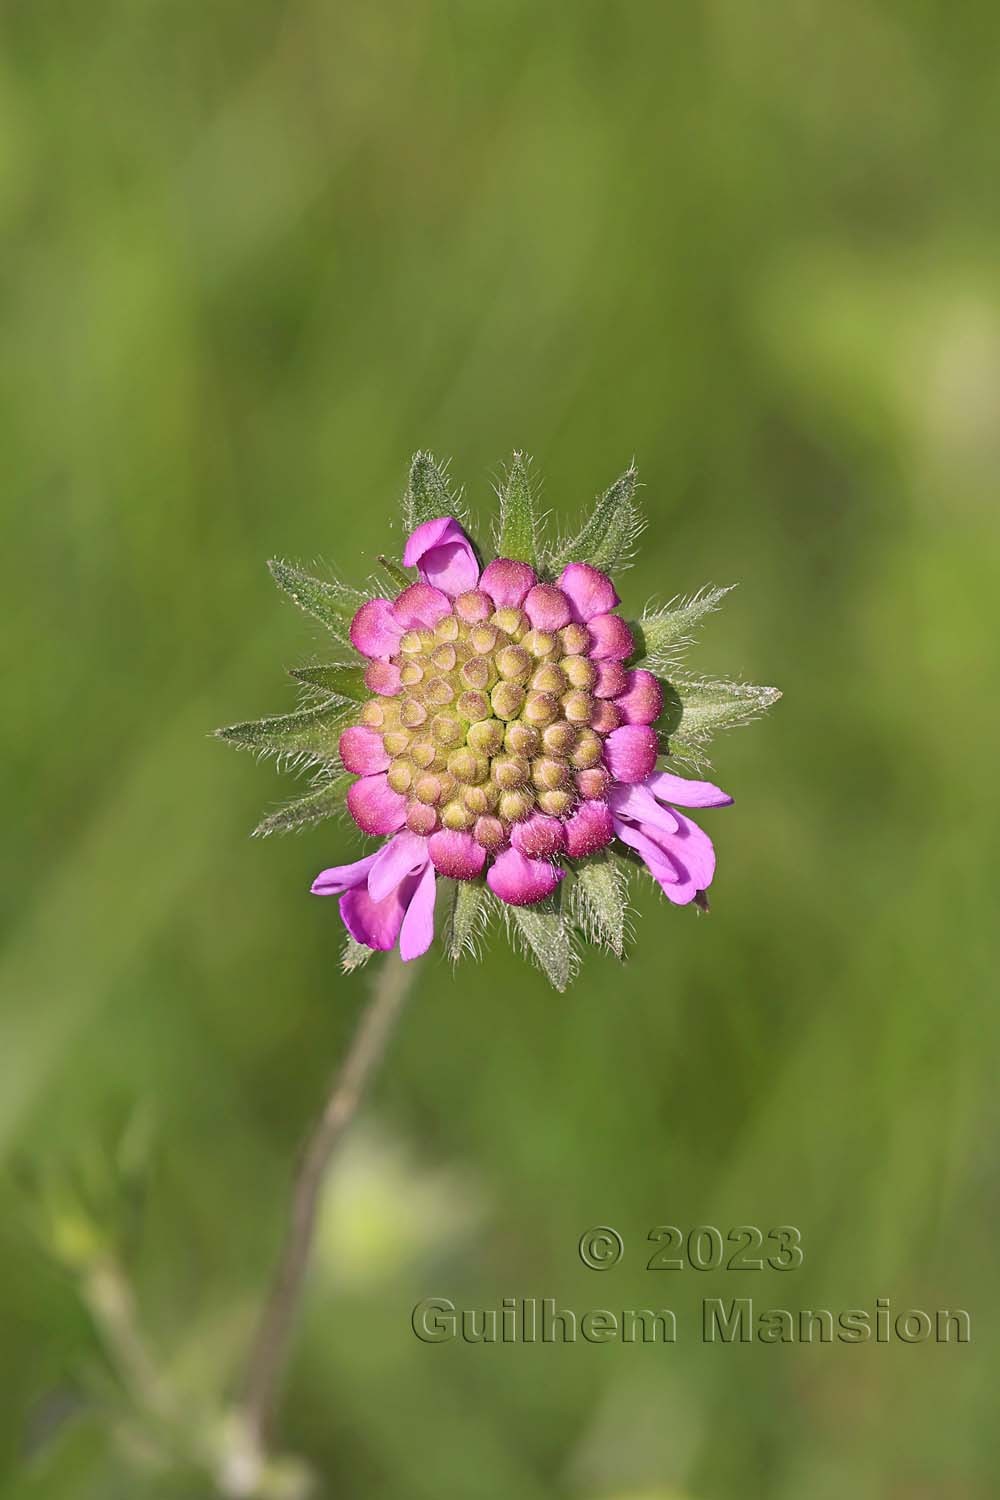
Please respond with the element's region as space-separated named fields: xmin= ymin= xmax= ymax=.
xmin=216 ymin=453 xmax=780 ymax=989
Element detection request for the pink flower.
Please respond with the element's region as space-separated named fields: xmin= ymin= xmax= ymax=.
xmin=403 ymin=517 xmax=480 ymax=596
xmin=609 ymin=773 xmax=732 ymax=906
xmin=311 ymin=831 xmax=436 ymax=960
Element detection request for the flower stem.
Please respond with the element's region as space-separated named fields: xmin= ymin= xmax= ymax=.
xmin=236 ymin=951 xmax=418 ymax=1460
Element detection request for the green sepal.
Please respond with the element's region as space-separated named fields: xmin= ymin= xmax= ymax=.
xmin=268 ymin=560 xmax=367 ymax=644
xmin=502 ymin=888 xmax=578 ymax=992
xmin=252 ymin=773 xmax=352 ymax=836
xmin=443 ymin=878 xmax=490 ymax=962
xmin=341 ymin=934 xmax=374 ymax=973
xmin=403 ymin=451 xmax=467 ymax=531
xmin=634 ymin=585 xmax=734 ymax=668
xmin=668 ymin=676 xmax=781 ymax=761
xmin=214 ymin=700 xmax=354 ymax=763
xmin=288 ymin=664 xmax=367 ymax=700
xmin=377 ymin=555 xmax=412 ymax=591
xmin=494 ymin=451 xmax=540 ymax=565
xmin=569 ymin=853 xmax=631 ymax=959
xmin=546 ymin=464 xmax=643 ymax=575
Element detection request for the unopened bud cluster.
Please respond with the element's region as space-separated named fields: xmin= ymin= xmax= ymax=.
xmin=360 ymin=591 xmax=620 ymax=849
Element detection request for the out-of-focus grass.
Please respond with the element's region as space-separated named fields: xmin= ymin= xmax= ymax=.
xmin=2 ymin=2 xmax=999 ymax=1496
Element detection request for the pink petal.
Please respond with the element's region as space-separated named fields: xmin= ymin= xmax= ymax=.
xmin=339 ymin=725 xmax=390 ymax=776
xmin=364 ymin=660 xmax=402 ymax=697
xmin=350 ymin=598 xmax=405 ymax=659
xmin=454 ymin=589 xmax=494 ymax=624
xmin=608 ymin=783 xmax=679 ymax=836
xmin=346 ymin=774 xmax=408 ymax=835
xmin=427 ymin=829 xmax=487 ymax=881
xmin=590 ymin=700 xmax=623 ymax=736
xmin=311 ymin=850 xmax=380 ymax=896
xmin=564 ymin=801 xmax=614 ymax=858
xmin=398 ymin=863 xmax=438 ymax=960
xmin=368 ymin=830 xmax=430 ymax=902
xmin=557 ymin=563 xmax=619 ymax=622
xmin=339 ymin=883 xmax=407 ymax=950
xmin=613 ymin=819 xmax=699 ymax=906
xmin=615 ymin=669 xmax=663 ymax=725
xmin=659 ymin=809 xmax=716 ymax=890
xmin=487 ymin=847 xmax=565 ymax=906
xmin=391 ymin=582 xmax=453 ymax=630
xmin=402 ymin=517 xmax=480 ymax=596
xmin=593 ymin=661 xmax=629 ymax=699
xmin=523 ymin=584 xmax=572 ymax=631
xmin=645 ymin=770 xmax=734 ymax=809
xmin=604 ymin=725 xmax=658 ymax=784
xmin=479 ymin=559 xmax=537 ymax=608
xmin=511 ymin=814 xmax=567 ymax=860
xmin=587 ymin=613 xmax=635 ymax=661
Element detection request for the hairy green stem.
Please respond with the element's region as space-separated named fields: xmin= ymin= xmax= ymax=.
xmin=235 ymin=953 xmax=418 ymax=1467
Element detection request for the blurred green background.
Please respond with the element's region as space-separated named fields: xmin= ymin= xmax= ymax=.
xmin=2 ymin=1 xmax=998 ymax=1496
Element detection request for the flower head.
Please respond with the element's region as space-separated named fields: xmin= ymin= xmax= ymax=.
xmin=216 ymin=453 xmax=780 ymax=989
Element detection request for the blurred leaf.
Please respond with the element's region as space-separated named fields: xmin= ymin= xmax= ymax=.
xmin=569 ymin=853 xmax=631 ymax=958
xmin=547 ymin=464 xmax=643 ymax=575
xmin=253 ymin=774 xmax=352 ymax=836
xmin=268 ymin=560 xmax=368 ymax=645
xmin=670 ymin=676 xmax=782 ymax=760
xmin=377 ymin=555 xmax=412 ymax=591
xmin=288 ymin=664 xmax=368 ymax=700
xmin=502 ymin=890 xmax=578 ymax=991
xmin=403 ymin=451 xmax=467 ymax=531
xmin=635 ymin=585 xmax=735 ymax=668
xmin=494 ymin=451 xmax=540 ymax=565
xmin=214 ymin=702 xmax=354 ymax=764
xmin=443 ymin=878 xmax=489 ymax=962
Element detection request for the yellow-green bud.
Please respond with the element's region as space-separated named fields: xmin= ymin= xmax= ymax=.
xmin=561 ymin=655 xmax=596 ymax=690
xmin=505 ymin=721 xmax=541 ymax=757
xmin=537 ymin=788 xmax=574 ymax=818
xmin=496 ymin=644 xmax=532 ymax=682
xmin=498 ymin=788 xmax=535 ymax=822
xmin=457 ymin=690 xmax=491 ymax=722
xmin=387 ymin=759 xmax=414 ymax=794
xmin=542 ymin=720 xmax=577 ymax=755
xmin=530 ymin=662 xmax=566 ymax=694
xmin=447 ymin=746 xmax=488 ymax=784
xmin=441 ymin=799 xmax=476 ymax=831
xmin=570 ymin=728 xmax=604 ymax=769
xmin=491 ymin=755 xmax=530 ymax=790
xmin=522 ymin=690 xmax=560 ymax=727
xmin=561 ymin=689 xmax=593 ymax=725
xmin=467 ymin=718 xmax=506 ymax=756
xmin=490 ymin=682 xmax=525 ymax=720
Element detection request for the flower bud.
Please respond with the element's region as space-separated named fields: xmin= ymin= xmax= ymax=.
xmin=467 ymin=717 xmax=506 ymax=756
xmin=530 ymin=662 xmax=566 ymax=694
xmin=447 ymin=747 xmax=488 ymax=784
xmin=593 ymin=660 xmax=628 ymax=698
xmin=590 ymin=700 xmax=623 ymax=735
xmin=523 ymin=584 xmax=572 ymax=632
xmin=561 ymin=654 xmax=596 ymax=690
xmin=531 ymin=756 xmax=571 ymax=791
xmin=457 ymin=690 xmax=491 ymax=722
xmin=364 ymin=660 xmax=403 ymax=697
xmin=541 ymin=720 xmax=577 ymax=755
xmin=434 ymin=614 xmax=460 ymax=643
xmin=575 ymin=766 xmax=611 ymax=800
xmin=537 ymin=788 xmax=574 ymax=818
xmin=425 ymin=675 xmax=455 ymax=708
xmin=491 ymin=607 xmax=528 ymax=639
xmin=570 ymin=728 xmax=604 ymax=769
xmin=400 ymin=698 xmax=428 ymax=729
xmin=512 ymin=814 xmax=567 ymax=859
xmin=386 ymin=759 xmax=414 ymax=794
xmin=409 ymin=737 xmax=438 ymax=769
xmin=495 ymin=644 xmax=532 ymax=682
xmin=414 ymin=773 xmax=444 ymax=805
xmin=473 ymin=816 xmax=507 ymax=851
xmin=399 ymin=660 xmax=425 ymax=688
xmin=406 ymin=802 xmax=438 ymax=835
xmin=360 ymin=699 xmax=388 ymax=728
xmin=490 ymin=682 xmax=525 ymax=720
xmin=522 ymin=690 xmax=559 ymax=727
xmin=505 ymin=721 xmax=541 ymax=757
xmin=491 ymin=755 xmax=530 ymax=790
xmin=469 ymin=623 xmax=500 ymax=655
xmin=522 ymin=628 xmax=557 ymax=659
xmin=561 ymin=689 xmax=593 ymax=725
xmin=440 ymin=799 xmax=476 ymax=831
xmin=431 ymin=713 xmax=464 ymax=749
xmin=460 ymin=657 xmax=493 ymax=692
xmin=383 ymin=729 xmax=412 ymax=758
xmin=498 ymin=788 xmax=535 ymax=823
xmin=430 ymin=643 xmax=457 ymax=672
xmin=453 ymin=589 xmax=493 ymax=624
xmin=461 ymin=783 xmax=496 ymax=816
xmin=559 ymin=622 xmax=591 ymax=656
